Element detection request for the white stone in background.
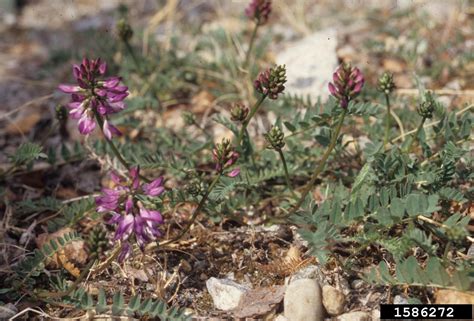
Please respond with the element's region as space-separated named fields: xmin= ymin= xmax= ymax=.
xmin=322 ymin=285 xmax=346 ymax=316
xmin=372 ymin=309 xmax=381 ymax=321
xmin=206 ymin=277 xmax=250 ymax=311
xmin=285 ymin=265 xmax=325 ymax=285
xmin=393 ymin=294 xmax=409 ymax=304
xmin=275 ymin=314 xmax=289 ymax=321
xmin=276 ymin=28 xmax=338 ymax=101
xmin=336 ymin=311 xmax=371 ymax=321
xmin=284 ymin=278 xmax=324 ymax=321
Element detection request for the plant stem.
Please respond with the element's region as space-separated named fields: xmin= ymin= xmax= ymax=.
xmin=193 ymin=120 xmax=211 ymax=139
xmin=383 ymin=94 xmax=392 ymax=146
xmin=124 ymin=41 xmax=142 ymax=73
xmin=94 ymin=113 xmax=130 ymax=170
xmin=94 ymin=113 xmax=150 ymax=182
xmin=236 ymin=94 xmax=267 ymax=146
xmin=152 ymin=173 xmax=222 ymax=248
xmin=278 ymin=149 xmax=295 ymax=196
xmin=289 ymin=109 xmax=348 ymax=215
xmin=244 ymin=22 xmax=259 ymax=68
xmin=404 ymin=116 xmax=426 ymax=153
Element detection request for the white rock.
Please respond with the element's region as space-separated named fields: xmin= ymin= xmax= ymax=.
xmin=351 ymin=279 xmax=365 ymax=290
xmin=322 ymin=285 xmax=345 ymax=316
xmin=206 ymin=277 xmax=250 ymax=311
xmin=336 ymin=311 xmax=371 ymax=321
xmin=275 ymin=315 xmax=289 ymax=321
xmin=285 ymin=265 xmax=325 ymax=285
xmin=393 ymin=295 xmax=409 ymax=304
xmin=372 ymin=309 xmax=381 ymax=321
xmin=284 ymin=278 xmax=324 ymax=321
xmin=276 ymin=28 xmax=338 ymax=101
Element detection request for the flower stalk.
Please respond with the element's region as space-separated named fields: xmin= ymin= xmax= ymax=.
xmin=244 ymin=0 xmax=272 ymax=67
xmin=264 ymin=125 xmax=294 ymax=195
xmin=244 ymin=22 xmax=259 ymax=68
xmin=404 ymin=116 xmax=427 ymax=153
xmin=404 ymin=91 xmax=435 ymax=153
xmin=383 ymin=93 xmax=392 ymax=146
xmin=278 ymin=149 xmax=294 ymax=195
xmin=236 ymin=94 xmax=267 ymax=146
xmin=157 ymin=173 xmax=222 ymax=247
xmin=290 ymin=109 xmax=348 ymax=214
xmin=378 ymin=72 xmax=396 ymax=147
xmin=94 ymin=112 xmax=130 ymax=169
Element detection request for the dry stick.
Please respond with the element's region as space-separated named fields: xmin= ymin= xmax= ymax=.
xmin=392 ymin=104 xmax=473 ymax=143
xmin=395 ymin=88 xmax=474 ymax=96
xmin=288 ymin=109 xmax=348 ymax=216
xmin=147 ymin=173 xmax=222 ymax=250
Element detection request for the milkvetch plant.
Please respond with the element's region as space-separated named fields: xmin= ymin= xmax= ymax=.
xmin=3 ymin=1 xmax=473 ymax=318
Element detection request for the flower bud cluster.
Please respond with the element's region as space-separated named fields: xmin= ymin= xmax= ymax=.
xmin=328 ymin=63 xmax=364 ymax=109
xmin=231 ymin=103 xmax=249 ymax=122
xmin=377 ymin=72 xmax=396 ymax=95
xmin=212 ymin=138 xmax=240 ymax=177
xmin=254 ymin=64 xmax=287 ymax=99
xmin=245 ymin=0 xmax=272 ymax=25
xmin=417 ymin=91 xmax=435 ymax=119
xmin=264 ymin=126 xmax=285 ymax=150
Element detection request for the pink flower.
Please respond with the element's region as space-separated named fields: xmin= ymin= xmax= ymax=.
xmin=328 ymin=63 xmax=364 ymax=109
xmin=58 ymin=58 xmax=128 ymax=139
xmin=245 ymin=0 xmax=272 ymax=25
xmin=96 ymin=167 xmax=167 ymax=261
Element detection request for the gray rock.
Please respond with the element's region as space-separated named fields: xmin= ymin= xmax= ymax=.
xmin=275 ymin=314 xmax=289 ymax=321
xmin=0 ymin=303 xmax=17 ymax=319
xmin=351 ymin=279 xmax=365 ymax=290
xmin=372 ymin=309 xmax=381 ymax=321
xmin=393 ymin=295 xmax=409 ymax=304
xmin=322 ymin=285 xmax=345 ymax=316
xmin=336 ymin=311 xmax=371 ymax=321
xmin=276 ymin=28 xmax=338 ymax=101
xmin=284 ymin=278 xmax=324 ymax=321
xmin=468 ymin=243 xmax=474 ymax=258
xmin=206 ymin=277 xmax=250 ymax=311
xmin=286 ymin=265 xmax=325 ymax=285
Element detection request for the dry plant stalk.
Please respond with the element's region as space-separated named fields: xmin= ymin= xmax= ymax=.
xmin=258 ymin=246 xmax=316 ymax=277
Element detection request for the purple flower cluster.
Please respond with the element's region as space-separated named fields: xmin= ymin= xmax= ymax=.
xmin=59 ymin=58 xmax=129 ymax=139
xmin=328 ymin=63 xmax=364 ymax=109
xmin=245 ymin=0 xmax=272 ymax=25
xmin=96 ymin=167 xmax=165 ymax=261
xmin=212 ymin=139 xmax=240 ymax=177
